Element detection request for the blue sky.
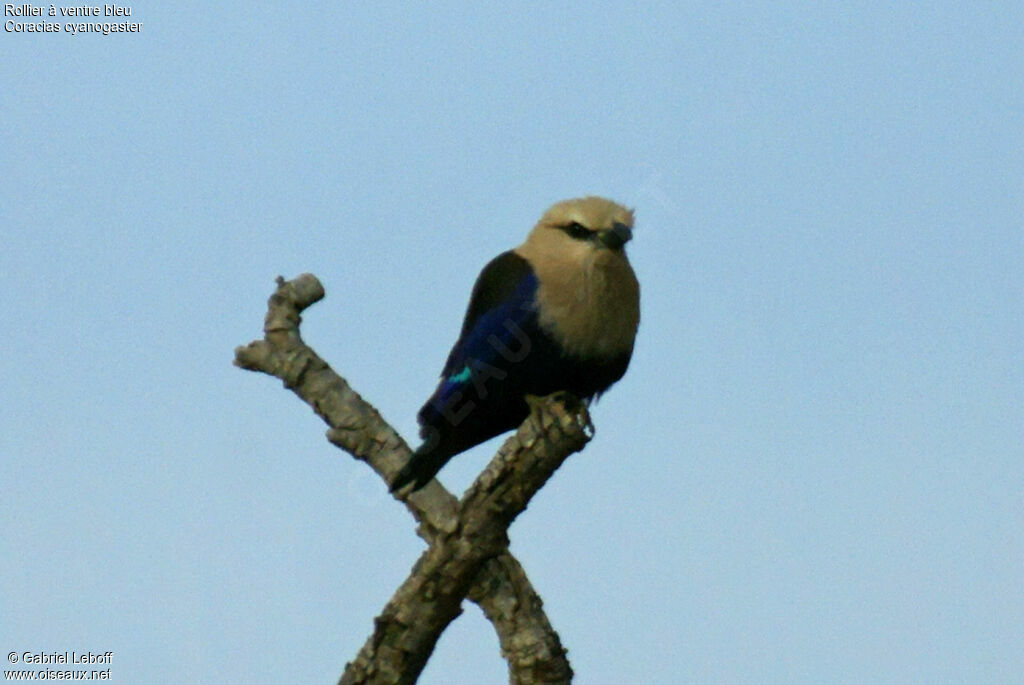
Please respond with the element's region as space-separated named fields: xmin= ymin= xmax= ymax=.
xmin=2 ymin=3 xmax=1021 ymax=683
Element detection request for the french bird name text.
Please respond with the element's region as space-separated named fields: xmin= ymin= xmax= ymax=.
xmin=5 ymin=3 xmax=140 ymax=33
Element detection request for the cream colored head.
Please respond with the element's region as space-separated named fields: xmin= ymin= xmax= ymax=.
xmin=521 ymin=196 xmax=635 ymax=261
xmin=514 ymin=196 xmax=640 ymax=360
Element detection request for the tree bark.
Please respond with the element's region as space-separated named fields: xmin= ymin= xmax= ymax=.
xmin=234 ymin=274 xmax=580 ymax=684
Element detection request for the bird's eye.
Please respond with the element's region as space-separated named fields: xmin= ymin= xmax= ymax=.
xmin=563 ymin=222 xmax=590 ymax=240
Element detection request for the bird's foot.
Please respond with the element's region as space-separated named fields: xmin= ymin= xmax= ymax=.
xmin=525 ymin=392 xmax=591 ymax=436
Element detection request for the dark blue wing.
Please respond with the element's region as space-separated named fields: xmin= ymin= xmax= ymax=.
xmin=424 ymin=251 xmax=539 ymax=426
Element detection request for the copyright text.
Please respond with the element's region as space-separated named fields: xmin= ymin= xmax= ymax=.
xmin=5 ymin=651 xmax=114 ymax=681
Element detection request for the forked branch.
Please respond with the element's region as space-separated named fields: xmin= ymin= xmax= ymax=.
xmin=235 ymin=274 xmax=583 ymax=684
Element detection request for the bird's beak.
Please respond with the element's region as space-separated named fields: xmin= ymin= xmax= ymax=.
xmin=598 ymin=223 xmax=633 ymax=250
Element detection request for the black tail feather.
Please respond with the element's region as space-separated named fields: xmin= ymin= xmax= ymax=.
xmin=388 ymin=444 xmax=453 ymax=493
xmin=392 ymin=405 xmax=527 ymax=493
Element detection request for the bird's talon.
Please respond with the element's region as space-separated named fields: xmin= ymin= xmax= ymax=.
xmin=581 ymin=413 xmax=595 ymax=438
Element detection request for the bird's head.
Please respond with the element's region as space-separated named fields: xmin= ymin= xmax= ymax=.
xmin=521 ymin=196 xmax=634 ymax=266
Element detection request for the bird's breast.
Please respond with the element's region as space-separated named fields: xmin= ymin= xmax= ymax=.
xmin=533 ymin=253 xmax=639 ymax=361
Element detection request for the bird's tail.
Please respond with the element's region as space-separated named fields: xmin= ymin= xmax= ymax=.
xmin=388 ymin=444 xmax=452 ymax=493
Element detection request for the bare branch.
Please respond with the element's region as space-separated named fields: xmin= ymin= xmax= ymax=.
xmin=339 ymin=393 xmax=588 ymax=685
xmin=469 ymin=555 xmax=573 ymax=684
xmin=235 ymin=274 xmax=577 ymax=684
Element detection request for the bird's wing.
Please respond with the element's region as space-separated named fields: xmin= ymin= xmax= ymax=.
xmin=440 ymin=250 xmax=538 ymax=378
xmin=415 ymin=250 xmax=539 ymax=434
xmin=400 ymin=249 xmax=542 ymax=486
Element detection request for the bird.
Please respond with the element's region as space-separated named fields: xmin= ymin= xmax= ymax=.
xmin=390 ymin=196 xmax=640 ymax=493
